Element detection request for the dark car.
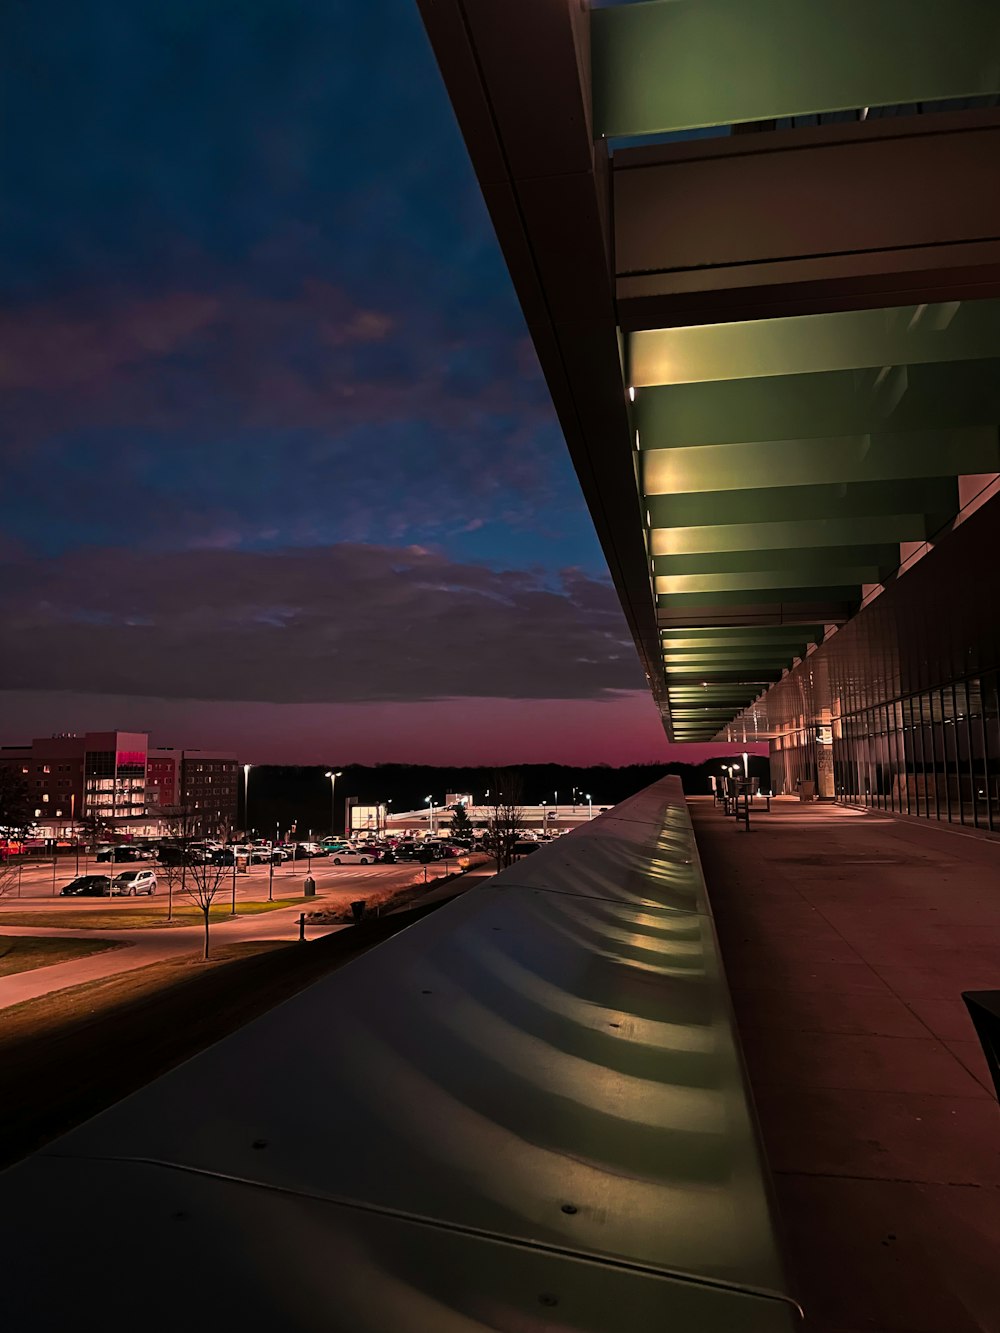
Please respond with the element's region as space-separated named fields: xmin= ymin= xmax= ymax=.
xmin=61 ymin=874 xmax=112 ymax=897
xmin=96 ymin=845 xmax=143 ymax=863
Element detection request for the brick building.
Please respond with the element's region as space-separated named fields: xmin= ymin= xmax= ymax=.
xmin=0 ymin=732 xmax=238 ymax=838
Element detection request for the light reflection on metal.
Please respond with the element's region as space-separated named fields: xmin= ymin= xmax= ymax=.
xmin=0 ymin=777 xmax=796 ymax=1328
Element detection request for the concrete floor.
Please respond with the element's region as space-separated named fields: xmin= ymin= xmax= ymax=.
xmin=690 ymin=797 xmax=1000 ymax=1333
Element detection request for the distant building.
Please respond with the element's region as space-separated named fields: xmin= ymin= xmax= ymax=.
xmin=0 ymin=731 xmax=238 ymax=838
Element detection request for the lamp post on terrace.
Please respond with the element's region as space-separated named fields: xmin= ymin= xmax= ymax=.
xmin=325 ymin=770 xmax=342 ymax=837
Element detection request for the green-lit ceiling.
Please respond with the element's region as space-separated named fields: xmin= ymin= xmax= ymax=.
xmin=591 ymin=0 xmax=1000 ymax=741
xmin=633 ymin=299 xmax=1000 ymax=739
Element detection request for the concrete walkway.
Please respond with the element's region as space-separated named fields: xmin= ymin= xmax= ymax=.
xmin=0 ymin=863 xmax=492 ymax=1010
xmin=691 ymin=796 xmax=1000 ymax=1333
xmin=0 ymin=898 xmax=334 ymax=1009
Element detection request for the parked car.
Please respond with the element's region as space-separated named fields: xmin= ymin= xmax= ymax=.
xmin=61 ymin=874 xmax=112 ymax=897
xmin=112 ymin=869 xmax=157 ymax=896
xmin=248 ymin=846 xmax=286 ymax=864
xmin=95 ymin=845 xmax=147 ymax=863
xmin=288 ymin=842 xmax=326 ymax=860
xmin=329 ymin=848 xmax=377 ymax=865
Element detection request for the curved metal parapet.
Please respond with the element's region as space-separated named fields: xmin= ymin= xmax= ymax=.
xmin=0 ymin=777 xmax=799 ymax=1330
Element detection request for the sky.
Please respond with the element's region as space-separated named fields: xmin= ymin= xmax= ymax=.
xmin=0 ymin=0 xmax=761 ymax=766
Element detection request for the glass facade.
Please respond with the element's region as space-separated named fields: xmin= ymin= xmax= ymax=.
xmin=833 ymin=673 xmax=1000 ymax=830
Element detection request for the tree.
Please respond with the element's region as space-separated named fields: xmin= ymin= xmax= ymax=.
xmin=449 ymin=801 xmax=473 ymax=838
xmin=157 ymin=804 xmax=197 ymax=924
xmin=484 ymin=769 xmax=525 ymax=871
xmin=77 ymin=810 xmax=113 ymax=847
xmin=159 ymin=806 xmax=230 ymax=956
xmin=0 ymin=768 xmax=33 ymax=839
xmin=181 ymin=848 xmax=231 ymax=960
xmin=0 ymin=857 xmax=21 ymax=900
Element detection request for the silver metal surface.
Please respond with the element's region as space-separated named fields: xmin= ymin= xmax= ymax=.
xmin=0 ymin=778 xmax=798 ymax=1328
xmin=0 ymin=1156 xmax=795 ymax=1331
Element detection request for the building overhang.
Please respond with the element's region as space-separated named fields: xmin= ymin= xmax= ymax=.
xmin=417 ymin=0 xmax=1000 ymax=743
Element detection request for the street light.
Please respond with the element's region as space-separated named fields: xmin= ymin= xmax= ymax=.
xmin=325 ymin=770 xmax=342 ymax=837
xmin=242 ymin=763 xmax=252 ymax=835
xmin=586 ymin=793 xmax=593 ymax=820
xmin=425 ymin=795 xmax=436 ymax=836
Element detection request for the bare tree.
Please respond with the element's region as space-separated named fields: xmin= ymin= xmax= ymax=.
xmin=157 ymin=804 xmax=198 ymax=923
xmin=0 ymin=769 xmax=33 ymax=840
xmin=0 ymin=857 xmax=21 ymax=900
xmin=484 ymin=769 xmax=525 ymax=871
xmin=181 ymin=850 xmax=230 ymax=960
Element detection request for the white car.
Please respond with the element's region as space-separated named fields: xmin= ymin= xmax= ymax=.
xmin=112 ymin=869 xmax=157 ymax=896
xmin=329 ymin=848 xmax=376 ymax=865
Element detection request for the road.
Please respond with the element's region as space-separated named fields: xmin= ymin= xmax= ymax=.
xmin=0 ymin=855 xmax=490 ymax=1010
xmin=1 ymin=853 xmax=462 ymax=905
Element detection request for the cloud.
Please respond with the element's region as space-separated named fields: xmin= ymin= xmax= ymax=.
xmin=0 ymin=542 xmax=644 ymax=704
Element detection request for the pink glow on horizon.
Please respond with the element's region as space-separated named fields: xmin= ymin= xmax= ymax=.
xmin=0 ymin=689 xmax=768 ymax=767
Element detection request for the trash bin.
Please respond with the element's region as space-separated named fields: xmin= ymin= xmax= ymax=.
xmin=303 ymin=875 xmax=316 ymax=897
xmin=350 ymin=899 xmax=365 ymax=924
xmin=236 ymin=854 xmax=249 ymax=874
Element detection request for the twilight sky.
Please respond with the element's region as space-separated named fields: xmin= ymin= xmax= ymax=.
xmin=0 ymin=0 xmax=760 ymax=766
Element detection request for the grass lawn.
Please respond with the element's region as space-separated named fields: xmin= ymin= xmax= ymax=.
xmin=0 ymin=935 xmax=124 ymax=978
xmin=0 ymin=899 xmax=308 ymax=931
xmin=0 ymin=896 xmax=461 ymax=1169
xmin=0 ymin=940 xmax=291 ymax=1043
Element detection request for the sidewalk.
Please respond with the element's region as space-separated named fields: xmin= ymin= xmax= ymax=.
xmin=0 ymin=863 xmax=491 ymax=1010
xmin=0 ymin=898 xmax=328 ymax=1009
xmin=690 ymin=796 xmax=1000 ymax=1333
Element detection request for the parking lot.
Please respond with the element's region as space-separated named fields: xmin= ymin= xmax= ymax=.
xmin=0 ymin=850 xmax=471 ymax=909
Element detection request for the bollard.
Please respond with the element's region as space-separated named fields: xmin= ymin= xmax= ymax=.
xmin=350 ymin=899 xmax=365 ymax=924
xmin=298 ymin=913 xmax=306 ymax=942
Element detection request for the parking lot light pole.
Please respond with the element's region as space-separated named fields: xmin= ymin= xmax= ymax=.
xmin=231 ymin=857 xmax=238 ymax=917
xmin=325 ymin=770 xmax=342 ymax=837
xmin=587 ymin=793 xmax=593 ymax=820
xmin=242 ymin=764 xmax=251 ymax=835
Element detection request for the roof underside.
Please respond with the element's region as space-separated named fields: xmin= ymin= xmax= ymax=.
xmin=417 ymin=0 xmax=1000 ymax=742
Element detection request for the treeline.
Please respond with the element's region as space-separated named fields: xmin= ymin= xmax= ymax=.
xmin=244 ymin=756 xmax=771 ymax=838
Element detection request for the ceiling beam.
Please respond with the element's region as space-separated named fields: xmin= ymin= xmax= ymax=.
xmin=631 ymin=300 xmax=1000 ymax=388
xmin=654 ymin=546 xmax=898 ymax=577
xmin=651 ymin=512 xmax=935 ymax=557
xmin=641 ymin=428 xmax=999 ymax=496
xmin=633 ymin=360 xmax=1000 ymax=449
xmin=647 ymin=476 xmax=958 ymax=530
xmin=591 ymin=0 xmax=1000 ymax=138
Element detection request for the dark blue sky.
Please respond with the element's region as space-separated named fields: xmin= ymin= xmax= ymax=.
xmin=0 ymin=1 xmax=749 ymax=764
